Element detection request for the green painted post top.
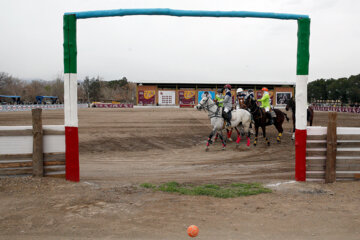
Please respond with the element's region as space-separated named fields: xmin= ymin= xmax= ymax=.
xmin=63 ymin=14 xmax=77 ymax=74
xmin=296 ymin=18 xmax=310 ymax=75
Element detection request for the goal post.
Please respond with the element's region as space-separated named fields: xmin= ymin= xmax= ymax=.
xmin=63 ymin=8 xmax=310 ymax=182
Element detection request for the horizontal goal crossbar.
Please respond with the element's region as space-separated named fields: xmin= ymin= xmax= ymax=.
xmin=65 ymin=8 xmax=309 ymax=20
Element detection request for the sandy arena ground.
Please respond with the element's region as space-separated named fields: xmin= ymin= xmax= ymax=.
xmin=1 ymin=108 xmax=360 ymax=239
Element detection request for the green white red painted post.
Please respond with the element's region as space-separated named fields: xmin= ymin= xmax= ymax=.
xmin=295 ymin=18 xmax=311 ymax=181
xmin=63 ymin=14 xmax=79 ymax=182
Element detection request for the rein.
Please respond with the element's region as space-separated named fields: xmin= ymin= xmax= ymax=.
xmin=199 ymin=97 xmax=222 ymax=119
xmin=247 ymin=99 xmax=262 ymax=120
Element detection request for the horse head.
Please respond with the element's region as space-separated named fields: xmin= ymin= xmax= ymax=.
xmin=195 ymin=92 xmax=212 ymax=110
xmin=245 ymin=97 xmax=256 ymax=111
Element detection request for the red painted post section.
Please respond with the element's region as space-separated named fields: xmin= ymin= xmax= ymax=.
xmin=295 ymin=129 xmax=307 ymax=181
xmin=65 ymin=126 xmax=79 ymax=182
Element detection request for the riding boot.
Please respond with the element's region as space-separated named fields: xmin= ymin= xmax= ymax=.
xmin=266 ymin=112 xmax=273 ymax=125
xmin=226 ymin=111 xmax=232 ymax=127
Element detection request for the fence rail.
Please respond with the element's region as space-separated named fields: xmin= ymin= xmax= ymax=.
xmin=306 ymin=115 xmax=360 ymax=181
xmin=0 ymin=109 xmax=65 ymax=178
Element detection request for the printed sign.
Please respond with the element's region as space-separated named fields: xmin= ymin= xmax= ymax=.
xmin=159 ymin=91 xmax=175 ymax=105
xmin=198 ymin=91 xmax=215 ymax=104
xmin=276 ymin=92 xmax=292 ymax=106
xmin=138 ymin=90 xmax=155 ymax=105
xmin=179 ymin=90 xmax=196 ymax=105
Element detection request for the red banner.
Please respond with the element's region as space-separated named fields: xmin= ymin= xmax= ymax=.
xmin=179 ymin=90 xmax=195 ymax=105
xmin=313 ymin=106 xmax=360 ymax=113
xmin=94 ymin=104 xmax=133 ymax=108
xmin=138 ymin=90 xmax=155 ymax=105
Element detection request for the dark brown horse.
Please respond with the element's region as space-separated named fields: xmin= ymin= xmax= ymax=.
xmin=285 ymin=97 xmax=314 ymax=140
xmin=245 ymin=97 xmax=289 ymax=146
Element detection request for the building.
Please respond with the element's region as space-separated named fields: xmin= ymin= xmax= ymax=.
xmin=134 ymin=80 xmax=295 ymax=107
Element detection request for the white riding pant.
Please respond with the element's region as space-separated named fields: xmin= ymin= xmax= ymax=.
xmin=264 ymin=107 xmax=270 ymax=112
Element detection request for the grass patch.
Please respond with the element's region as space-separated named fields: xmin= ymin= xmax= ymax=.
xmin=140 ymin=183 xmax=157 ymax=189
xmin=140 ymin=181 xmax=271 ymax=198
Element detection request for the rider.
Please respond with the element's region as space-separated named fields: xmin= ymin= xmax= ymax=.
xmin=257 ymin=87 xmax=275 ymax=125
xmin=236 ymin=88 xmax=246 ymax=110
xmin=215 ymin=88 xmax=224 ymax=108
xmin=219 ymin=84 xmax=232 ymax=127
xmin=246 ymin=89 xmax=255 ymax=101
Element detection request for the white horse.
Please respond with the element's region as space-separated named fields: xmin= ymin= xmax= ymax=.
xmin=195 ymin=92 xmax=252 ymax=151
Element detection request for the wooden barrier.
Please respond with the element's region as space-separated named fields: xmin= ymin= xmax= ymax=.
xmin=306 ymin=112 xmax=360 ymax=181
xmin=0 ymin=109 xmax=65 ymax=178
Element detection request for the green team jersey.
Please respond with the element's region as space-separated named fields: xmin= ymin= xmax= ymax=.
xmin=257 ymin=92 xmax=270 ymax=108
xmin=215 ymin=94 xmax=224 ymax=107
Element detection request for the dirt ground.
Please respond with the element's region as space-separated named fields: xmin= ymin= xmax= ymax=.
xmin=1 ymin=108 xmax=360 ymax=240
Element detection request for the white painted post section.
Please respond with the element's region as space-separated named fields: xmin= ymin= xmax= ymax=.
xmin=64 ymin=73 xmax=78 ymax=127
xmin=295 ymin=75 xmax=308 ymax=130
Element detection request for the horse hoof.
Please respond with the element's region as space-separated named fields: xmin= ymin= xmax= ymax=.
xmin=253 ymin=143 xmax=257 ymax=146
xmin=222 ymin=147 xmax=226 ymax=151
xmin=267 ymin=142 xmax=270 ymax=146
xmin=236 ymin=144 xmax=239 ymax=149
xmin=205 ymin=147 xmax=209 ymax=152
xmin=277 ymin=139 xmax=281 ymax=143
xmin=228 ymin=138 xmax=233 ymax=142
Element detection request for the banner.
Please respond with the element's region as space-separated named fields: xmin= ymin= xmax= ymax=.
xmin=198 ymin=91 xmax=215 ymax=104
xmin=0 ymin=104 xmax=88 ymax=112
xmin=276 ymin=92 xmax=292 ymax=106
xmin=93 ymin=103 xmax=133 ymax=108
xmin=138 ymin=90 xmax=155 ymax=105
xmin=159 ymin=91 xmax=176 ymax=105
xmin=179 ymin=90 xmax=195 ymax=105
xmin=313 ymin=106 xmax=360 ymax=114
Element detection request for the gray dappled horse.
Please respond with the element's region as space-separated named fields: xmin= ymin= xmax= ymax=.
xmin=195 ymin=92 xmax=252 ymax=151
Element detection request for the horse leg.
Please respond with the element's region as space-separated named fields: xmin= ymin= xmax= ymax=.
xmin=254 ymin=124 xmax=259 ymax=146
xmin=227 ymin=129 xmax=233 ymax=142
xmin=218 ymin=131 xmax=226 ymax=150
xmin=262 ymin=125 xmax=270 ymax=146
xmin=242 ymin=122 xmax=251 ymax=147
xmin=235 ymin=127 xmax=241 ymax=144
xmin=292 ymin=112 xmax=295 ymax=140
xmin=275 ymin=118 xmax=284 ymax=143
xmin=205 ymin=128 xmax=216 ymax=151
xmin=214 ymin=132 xmax=218 ymax=142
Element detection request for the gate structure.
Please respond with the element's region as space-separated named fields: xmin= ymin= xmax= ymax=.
xmin=63 ymin=8 xmax=310 ymax=182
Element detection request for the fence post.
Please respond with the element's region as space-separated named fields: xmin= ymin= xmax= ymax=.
xmin=32 ymin=108 xmax=43 ymax=177
xmin=325 ymin=112 xmax=337 ymax=183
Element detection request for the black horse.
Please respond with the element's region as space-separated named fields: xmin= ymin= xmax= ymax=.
xmin=285 ymin=97 xmax=314 ymax=139
xmin=245 ymin=97 xmax=289 ymax=146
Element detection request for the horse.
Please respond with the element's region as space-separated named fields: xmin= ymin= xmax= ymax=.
xmin=285 ymin=97 xmax=314 ymax=140
xmin=213 ymin=95 xmax=249 ymax=142
xmin=195 ymin=92 xmax=252 ymax=151
xmin=244 ymin=97 xmax=289 ymax=146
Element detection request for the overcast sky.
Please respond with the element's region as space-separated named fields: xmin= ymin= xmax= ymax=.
xmin=0 ymin=0 xmax=359 ymax=84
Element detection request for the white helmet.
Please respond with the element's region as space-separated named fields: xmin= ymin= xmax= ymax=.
xmin=236 ymin=88 xmax=244 ymax=94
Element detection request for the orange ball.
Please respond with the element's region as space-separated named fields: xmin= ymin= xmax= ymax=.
xmin=187 ymin=225 xmax=199 ymax=237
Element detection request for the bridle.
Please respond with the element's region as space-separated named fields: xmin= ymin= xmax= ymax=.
xmin=198 ymin=96 xmax=222 ymax=119
xmin=246 ymin=98 xmax=262 ymax=120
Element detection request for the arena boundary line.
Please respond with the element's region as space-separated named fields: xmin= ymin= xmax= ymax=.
xmin=63 ymin=8 xmax=310 ymax=182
